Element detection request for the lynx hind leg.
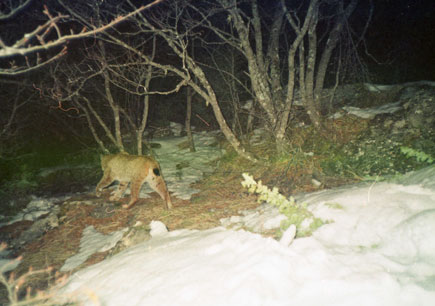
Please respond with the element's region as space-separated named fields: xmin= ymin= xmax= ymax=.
xmin=96 ymin=172 xmax=113 ymax=197
xmin=147 ymin=168 xmax=173 ymax=210
xmin=109 ymin=181 xmax=129 ymax=201
xmin=122 ymin=179 xmax=143 ymax=209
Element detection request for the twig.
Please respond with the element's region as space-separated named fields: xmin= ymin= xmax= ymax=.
xmin=195 ymin=114 xmax=210 ymax=126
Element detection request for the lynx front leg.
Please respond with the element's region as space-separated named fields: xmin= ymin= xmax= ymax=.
xmin=109 ymin=182 xmax=129 ymax=201
xmin=96 ymin=172 xmax=113 ymax=197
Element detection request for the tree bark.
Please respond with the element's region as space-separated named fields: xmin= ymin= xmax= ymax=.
xmin=137 ymin=37 xmax=156 ymax=155
xmin=185 ymin=86 xmax=196 ymax=152
xmin=314 ymin=0 xmax=358 ymax=101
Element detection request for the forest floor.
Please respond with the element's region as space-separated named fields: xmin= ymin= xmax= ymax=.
xmin=1 ymin=162 xmax=356 ymax=304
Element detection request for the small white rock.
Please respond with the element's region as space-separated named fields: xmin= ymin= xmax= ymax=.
xmin=280 ymin=224 xmax=296 ymax=247
xmin=150 ymin=221 xmax=168 ymax=237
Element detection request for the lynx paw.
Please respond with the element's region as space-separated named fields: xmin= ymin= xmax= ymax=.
xmin=109 ymin=195 xmax=121 ymax=201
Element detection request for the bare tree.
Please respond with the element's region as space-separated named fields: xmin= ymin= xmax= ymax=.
xmin=205 ymin=43 xmax=254 ymax=140
xmin=196 ymin=0 xmax=362 ymax=152
xmin=99 ymin=0 xmax=364 ymax=156
xmin=57 ymin=0 xmax=259 ymax=162
xmin=2 ymin=0 xmax=368 ymax=162
xmin=0 ymin=0 xmax=164 ymax=75
xmin=44 ymin=34 xmax=182 ymax=155
xmin=0 ymin=0 xmax=33 ymax=21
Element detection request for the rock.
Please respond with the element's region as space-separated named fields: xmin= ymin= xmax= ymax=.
xmin=108 ymin=223 xmax=152 ymax=256
xmin=280 ymin=224 xmax=296 ymax=247
xmin=13 ymin=206 xmax=60 ymax=249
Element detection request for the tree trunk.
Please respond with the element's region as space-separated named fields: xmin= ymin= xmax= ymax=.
xmin=137 ymin=93 xmax=150 ymax=155
xmin=137 ymin=36 xmax=156 ymax=155
xmin=102 ymin=72 xmax=123 ymax=152
xmin=188 ymin=64 xmax=258 ymax=163
xmin=98 ymin=40 xmax=124 ymax=151
xmin=77 ymin=101 xmax=108 ymax=153
xmin=210 ymin=97 xmax=257 ymax=163
xmin=185 ymin=86 xmax=196 ymax=152
xmin=304 ymin=8 xmax=323 ymax=130
xmin=314 ymin=0 xmax=358 ymax=102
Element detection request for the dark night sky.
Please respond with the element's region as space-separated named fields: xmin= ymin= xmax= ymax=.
xmin=363 ymin=0 xmax=435 ymax=82
xmin=0 ymin=0 xmax=434 ymax=82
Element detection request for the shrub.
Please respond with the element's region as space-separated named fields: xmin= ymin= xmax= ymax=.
xmin=241 ymin=173 xmax=325 ymax=237
xmin=400 ymin=146 xmax=434 ymax=164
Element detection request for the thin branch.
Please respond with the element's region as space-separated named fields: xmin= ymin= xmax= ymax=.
xmin=0 ymin=0 xmax=33 ymax=21
xmin=0 ymin=0 xmax=165 ymax=75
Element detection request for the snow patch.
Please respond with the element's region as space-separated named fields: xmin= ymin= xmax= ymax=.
xmin=61 ymin=228 xmax=297 ymax=306
xmin=57 ymin=165 xmax=435 ymax=306
xmin=0 ymin=197 xmax=58 ymax=227
xmin=342 ymin=102 xmax=402 ymax=119
xmin=140 ymin=132 xmax=223 ymax=201
xmin=220 ymin=204 xmax=286 ymax=232
xmin=61 ymin=226 xmax=128 ymax=272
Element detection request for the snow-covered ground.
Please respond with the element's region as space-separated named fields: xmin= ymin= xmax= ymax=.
xmin=0 ymin=131 xmax=223 ymax=228
xmin=0 ymin=131 xmax=224 ymax=273
xmin=58 ymin=164 xmax=435 ymax=305
xmin=2 ymin=127 xmax=434 ymax=305
xmin=137 ymin=130 xmax=223 ymax=200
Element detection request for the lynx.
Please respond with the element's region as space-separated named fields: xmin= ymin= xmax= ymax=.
xmin=96 ymin=152 xmax=172 ymax=209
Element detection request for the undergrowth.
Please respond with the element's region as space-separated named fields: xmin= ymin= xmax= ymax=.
xmin=241 ymin=173 xmax=325 ymax=237
xmin=0 ymin=243 xmax=74 ymax=305
xmin=319 ymin=129 xmax=435 ymax=179
xmin=0 ymin=143 xmax=101 ymax=215
xmin=285 ymin=116 xmax=435 ymax=180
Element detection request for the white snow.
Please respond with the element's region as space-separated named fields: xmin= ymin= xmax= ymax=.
xmin=135 ymin=131 xmax=223 ymax=201
xmin=59 ymin=165 xmax=435 ymax=306
xmin=220 ymin=203 xmax=287 ymax=233
xmin=331 ymin=81 xmax=435 ymax=120
xmin=2 ymin=129 xmax=435 ymax=305
xmin=364 ymin=81 xmax=435 ymax=93
xmin=0 ymin=197 xmax=60 ymax=227
xmin=60 ymin=226 xmax=128 ymax=272
xmin=342 ymin=102 xmax=402 ymax=119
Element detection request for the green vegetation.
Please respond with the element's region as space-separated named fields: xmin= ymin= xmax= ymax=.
xmin=241 ymin=173 xmax=325 ymax=237
xmin=0 ymin=141 xmax=102 ymax=214
xmin=400 ymin=146 xmax=434 ymax=164
xmin=319 ymin=129 xmax=435 ymax=179
xmin=2 ymin=105 xmax=434 ymax=219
